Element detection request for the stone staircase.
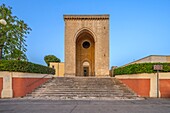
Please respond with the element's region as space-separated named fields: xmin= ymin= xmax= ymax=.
xmin=25 ymin=77 xmax=140 ymax=100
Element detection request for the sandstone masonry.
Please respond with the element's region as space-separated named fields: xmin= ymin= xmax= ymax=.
xmin=64 ymin=15 xmax=109 ymax=77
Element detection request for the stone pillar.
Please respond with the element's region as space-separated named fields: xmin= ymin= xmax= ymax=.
xmin=150 ymin=74 xmax=161 ymax=97
xmin=1 ymin=73 xmax=13 ymax=98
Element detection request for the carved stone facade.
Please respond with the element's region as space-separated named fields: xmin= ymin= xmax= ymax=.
xmin=64 ymin=15 xmax=109 ymax=77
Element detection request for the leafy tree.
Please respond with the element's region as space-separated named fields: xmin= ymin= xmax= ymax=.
xmin=0 ymin=4 xmax=31 ymax=60
xmin=44 ymin=55 xmax=61 ymax=66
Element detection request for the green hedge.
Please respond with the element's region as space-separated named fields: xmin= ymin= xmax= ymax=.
xmin=114 ymin=63 xmax=170 ymax=75
xmin=0 ymin=60 xmax=55 ymax=74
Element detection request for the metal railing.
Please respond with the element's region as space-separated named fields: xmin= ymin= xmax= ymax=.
xmin=26 ymin=74 xmax=52 ymax=87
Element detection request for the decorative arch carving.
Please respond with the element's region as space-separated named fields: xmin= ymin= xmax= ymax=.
xmin=74 ymin=27 xmax=97 ymax=43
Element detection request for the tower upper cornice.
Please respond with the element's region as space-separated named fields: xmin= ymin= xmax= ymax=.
xmin=64 ymin=15 xmax=109 ymax=20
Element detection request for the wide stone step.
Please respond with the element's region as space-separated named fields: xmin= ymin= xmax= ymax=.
xmin=31 ymin=91 xmax=128 ymax=95
xmin=28 ymin=93 xmax=136 ymax=97
xmin=35 ymin=87 xmax=122 ymax=89
xmin=33 ymin=89 xmax=124 ymax=92
xmin=26 ymin=96 xmax=139 ymax=100
xmin=32 ymin=90 xmax=128 ymax=94
xmin=53 ymin=87 xmax=118 ymax=89
xmin=28 ymin=92 xmax=135 ymax=97
xmin=51 ymin=84 xmax=120 ymax=86
xmin=44 ymin=84 xmax=118 ymax=86
xmin=27 ymin=95 xmax=137 ymax=99
xmin=34 ymin=89 xmax=127 ymax=93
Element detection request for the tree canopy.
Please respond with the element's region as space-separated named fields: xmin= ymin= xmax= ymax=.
xmin=44 ymin=55 xmax=61 ymax=66
xmin=0 ymin=4 xmax=31 ymax=60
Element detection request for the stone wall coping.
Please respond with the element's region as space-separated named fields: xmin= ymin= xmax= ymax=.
xmin=115 ymin=72 xmax=170 ymax=79
xmin=0 ymin=71 xmax=53 ymax=78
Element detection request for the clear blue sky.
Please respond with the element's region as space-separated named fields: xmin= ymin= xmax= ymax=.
xmin=1 ymin=0 xmax=170 ymax=67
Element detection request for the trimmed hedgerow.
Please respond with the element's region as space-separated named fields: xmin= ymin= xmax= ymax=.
xmin=114 ymin=63 xmax=170 ymax=75
xmin=0 ymin=60 xmax=55 ymax=74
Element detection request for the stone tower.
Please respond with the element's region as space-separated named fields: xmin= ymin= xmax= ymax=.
xmin=64 ymin=15 xmax=109 ymax=77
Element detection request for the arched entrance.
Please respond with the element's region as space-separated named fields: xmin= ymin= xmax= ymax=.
xmin=76 ymin=30 xmax=95 ymax=76
xmin=82 ymin=61 xmax=90 ymax=76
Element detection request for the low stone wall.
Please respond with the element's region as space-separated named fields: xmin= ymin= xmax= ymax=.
xmin=0 ymin=71 xmax=52 ymax=98
xmin=115 ymin=73 xmax=170 ymax=98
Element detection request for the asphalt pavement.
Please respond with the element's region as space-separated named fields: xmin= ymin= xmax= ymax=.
xmin=0 ymin=98 xmax=170 ymax=113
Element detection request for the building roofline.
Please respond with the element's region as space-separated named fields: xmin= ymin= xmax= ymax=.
xmin=122 ymin=55 xmax=170 ymax=67
xmin=149 ymin=55 xmax=170 ymax=57
xmin=131 ymin=55 xmax=170 ymax=63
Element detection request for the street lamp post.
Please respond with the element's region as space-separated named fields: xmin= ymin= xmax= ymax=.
xmin=0 ymin=19 xmax=7 ymax=59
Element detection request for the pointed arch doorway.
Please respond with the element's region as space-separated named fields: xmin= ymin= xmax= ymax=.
xmin=76 ymin=30 xmax=95 ymax=76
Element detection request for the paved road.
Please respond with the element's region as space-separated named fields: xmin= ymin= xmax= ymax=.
xmin=0 ymin=98 xmax=170 ymax=113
